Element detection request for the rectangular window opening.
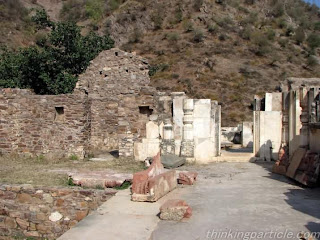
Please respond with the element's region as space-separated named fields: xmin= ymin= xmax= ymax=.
xmin=139 ymin=106 xmax=153 ymax=117
xmin=55 ymin=107 xmax=65 ymax=122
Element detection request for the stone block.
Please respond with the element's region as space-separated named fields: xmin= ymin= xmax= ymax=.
xmin=178 ymin=171 xmax=198 ymax=185
xmin=134 ymin=139 xmax=160 ymax=161
xmin=159 ymin=199 xmax=192 ymax=221
xmin=146 ymin=121 xmax=159 ymax=139
xmin=194 ymin=138 xmax=215 ymax=163
xmin=4 ymin=217 xmax=17 ymax=228
xmin=132 ymin=153 xmax=177 ymax=202
xmin=16 ymin=218 xmax=29 ymax=230
xmin=161 ymin=154 xmax=186 ymax=169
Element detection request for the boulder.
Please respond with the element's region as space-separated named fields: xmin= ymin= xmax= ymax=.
xmin=159 ymin=199 xmax=192 ymax=221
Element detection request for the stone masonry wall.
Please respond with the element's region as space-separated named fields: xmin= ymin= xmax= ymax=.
xmin=75 ymin=48 xmax=158 ymax=155
xmin=0 ymin=184 xmax=115 ymax=239
xmin=0 ymin=48 xmax=172 ymax=158
xmin=0 ymin=89 xmax=89 ymax=159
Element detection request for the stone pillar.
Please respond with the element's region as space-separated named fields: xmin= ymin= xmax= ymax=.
xmin=161 ymin=119 xmax=175 ymax=155
xmin=181 ymin=99 xmax=194 ymax=157
xmin=242 ymin=122 xmax=253 ymax=148
xmin=119 ymin=129 xmax=134 ymax=158
xmin=282 ymin=92 xmax=289 ymax=145
xmin=163 ymin=120 xmax=173 ymax=140
xmin=299 ymin=87 xmax=309 ymax=148
xmin=212 ymin=101 xmax=221 ymax=156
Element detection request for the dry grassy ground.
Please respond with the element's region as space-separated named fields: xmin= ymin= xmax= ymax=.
xmin=0 ymin=155 xmax=145 ymax=187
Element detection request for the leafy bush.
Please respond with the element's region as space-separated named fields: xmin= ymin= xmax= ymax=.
xmin=266 ymin=29 xmax=276 ymax=41
xmin=149 ymin=63 xmax=169 ymax=76
xmin=85 ymin=0 xmax=105 ymax=21
xmin=278 ymin=38 xmax=289 ymax=48
xmin=314 ymin=22 xmax=320 ymax=31
xmin=216 ymin=16 xmax=234 ymax=30
xmin=307 ymin=56 xmax=319 ymax=67
xmin=307 ymin=33 xmax=320 ymax=51
xmin=285 ymin=26 xmax=294 ymax=37
xmin=151 ymin=4 xmax=164 ymax=30
xmin=218 ymin=33 xmax=228 ymax=41
xmin=240 ymin=26 xmax=252 ymax=40
xmin=241 ymin=12 xmax=258 ymax=26
xmin=193 ymin=28 xmax=204 ymax=43
xmin=193 ymin=0 xmax=204 ymax=11
xmin=208 ymin=24 xmax=218 ymax=34
xmin=129 ymin=27 xmax=143 ymax=43
xmin=174 ymin=4 xmax=183 ymax=23
xmin=35 ymin=32 xmax=47 ymax=47
xmin=251 ymin=31 xmax=271 ymax=56
xmin=60 ymin=0 xmax=86 ymax=22
xmin=272 ymin=1 xmax=284 ymax=17
xmin=166 ymin=32 xmax=180 ymax=43
xmin=277 ymin=18 xmax=287 ymax=29
xmin=294 ymin=27 xmax=305 ymax=45
xmin=0 ymin=0 xmax=29 ymax=21
xmin=0 ymin=17 xmax=114 ymax=94
xmin=183 ymin=20 xmax=194 ymax=32
xmin=31 ymin=8 xmax=54 ymax=29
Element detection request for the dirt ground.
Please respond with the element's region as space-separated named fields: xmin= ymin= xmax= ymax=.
xmin=0 ymin=155 xmax=145 ymax=187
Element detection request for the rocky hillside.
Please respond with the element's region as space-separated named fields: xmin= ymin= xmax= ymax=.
xmin=1 ymin=0 xmax=320 ymax=125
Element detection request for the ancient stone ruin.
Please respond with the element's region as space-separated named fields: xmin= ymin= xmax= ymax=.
xmin=253 ymin=78 xmax=320 ymax=186
xmin=0 ymin=48 xmax=221 ymax=164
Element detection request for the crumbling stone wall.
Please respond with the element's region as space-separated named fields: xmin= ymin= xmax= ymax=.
xmin=0 ymin=48 xmax=175 ymax=158
xmin=0 ymin=184 xmax=115 ymax=239
xmin=75 ymin=49 xmax=159 ymax=155
xmin=0 ymin=89 xmax=89 ymax=158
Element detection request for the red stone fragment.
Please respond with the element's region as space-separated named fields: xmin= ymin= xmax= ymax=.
xmin=178 ymin=171 xmax=198 ymax=185
xmin=159 ymin=199 xmax=192 ymax=221
xmin=131 ymin=152 xmax=177 ymax=202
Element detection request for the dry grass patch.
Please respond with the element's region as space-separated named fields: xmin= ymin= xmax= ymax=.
xmin=0 ymin=155 xmax=145 ymax=187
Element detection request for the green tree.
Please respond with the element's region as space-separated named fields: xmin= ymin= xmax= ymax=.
xmin=0 ymin=13 xmax=114 ymax=94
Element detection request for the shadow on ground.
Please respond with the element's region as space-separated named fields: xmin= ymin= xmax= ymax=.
xmin=255 ymin=162 xmax=320 ymax=238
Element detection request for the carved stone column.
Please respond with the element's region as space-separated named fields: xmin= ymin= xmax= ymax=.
xmin=160 ymin=119 xmax=175 ymax=155
xmin=181 ymin=99 xmax=194 ymax=157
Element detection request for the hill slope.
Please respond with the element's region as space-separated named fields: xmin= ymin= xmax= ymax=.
xmin=1 ymin=0 xmax=320 ymax=125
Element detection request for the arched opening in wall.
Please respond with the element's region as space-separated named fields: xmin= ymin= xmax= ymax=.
xmin=54 ymin=107 xmax=65 ymax=122
xmin=139 ymin=106 xmax=153 ymax=117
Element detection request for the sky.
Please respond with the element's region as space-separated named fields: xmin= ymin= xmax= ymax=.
xmin=303 ymin=0 xmax=320 ymax=7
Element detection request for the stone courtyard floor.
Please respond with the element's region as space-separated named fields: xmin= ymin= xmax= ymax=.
xmin=58 ymin=162 xmax=320 ymax=240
